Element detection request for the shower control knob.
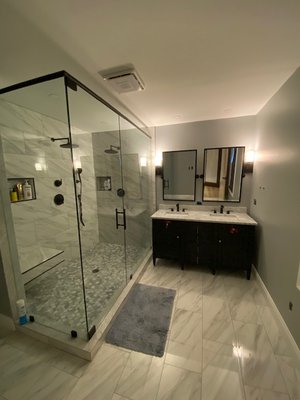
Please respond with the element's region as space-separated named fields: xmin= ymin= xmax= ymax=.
xmin=54 ymin=179 xmax=62 ymax=187
xmin=54 ymin=194 xmax=64 ymax=206
xmin=117 ymin=188 xmax=125 ymax=197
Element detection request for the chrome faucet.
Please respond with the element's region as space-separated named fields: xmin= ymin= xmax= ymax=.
xmin=176 ymin=203 xmax=180 ymax=212
xmin=220 ymin=204 xmax=224 ymax=214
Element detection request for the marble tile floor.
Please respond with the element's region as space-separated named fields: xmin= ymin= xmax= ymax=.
xmin=1 ymin=259 xmax=300 ymax=400
xmin=25 ymin=242 xmax=143 ymax=337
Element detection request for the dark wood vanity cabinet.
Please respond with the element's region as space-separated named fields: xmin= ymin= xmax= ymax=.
xmin=152 ymin=219 xmax=255 ymax=279
xmin=152 ymin=219 xmax=184 ymax=267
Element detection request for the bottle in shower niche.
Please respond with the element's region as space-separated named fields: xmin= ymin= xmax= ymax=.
xmin=23 ymin=180 xmax=32 ymax=200
xmin=16 ymin=299 xmax=28 ymax=325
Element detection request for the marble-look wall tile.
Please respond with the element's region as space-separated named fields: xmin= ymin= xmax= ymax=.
xmin=0 ymin=127 xmax=25 ymax=155
xmin=25 ymin=137 xmax=65 ymax=159
xmin=3 ymin=154 xmax=48 ymax=178
xmin=41 ymin=115 xmax=69 ymax=140
xmin=0 ymin=100 xmax=43 ymax=135
xmin=14 ymin=222 xmax=37 ymax=248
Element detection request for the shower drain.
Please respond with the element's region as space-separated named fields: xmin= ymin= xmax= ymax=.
xmin=92 ymin=268 xmax=99 ymax=273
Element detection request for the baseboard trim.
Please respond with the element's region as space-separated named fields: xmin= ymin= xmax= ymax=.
xmin=0 ymin=313 xmax=15 ymax=331
xmin=252 ymin=266 xmax=300 ymax=359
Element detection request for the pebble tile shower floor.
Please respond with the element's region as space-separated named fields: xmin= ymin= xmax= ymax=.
xmin=25 ymin=243 xmax=141 ymax=335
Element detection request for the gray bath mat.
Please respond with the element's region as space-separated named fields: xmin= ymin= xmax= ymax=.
xmin=105 ymin=283 xmax=176 ymax=357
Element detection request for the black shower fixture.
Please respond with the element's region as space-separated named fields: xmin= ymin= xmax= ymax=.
xmin=104 ymin=145 xmax=120 ymax=154
xmin=50 ymin=137 xmax=79 ymax=149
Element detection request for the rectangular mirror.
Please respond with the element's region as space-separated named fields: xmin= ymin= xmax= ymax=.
xmin=163 ymin=149 xmax=197 ymax=201
xmin=202 ymin=146 xmax=245 ymax=202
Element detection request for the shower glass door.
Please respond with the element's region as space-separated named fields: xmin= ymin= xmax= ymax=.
xmin=66 ymin=82 xmax=127 ymax=334
xmin=119 ymin=117 xmax=152 ymax=280
xmin=0 ymin=77 xmax=88 ymax=338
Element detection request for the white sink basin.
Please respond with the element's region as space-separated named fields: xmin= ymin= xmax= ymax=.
xmin=209 ymin=213 xmax=237 ymax=218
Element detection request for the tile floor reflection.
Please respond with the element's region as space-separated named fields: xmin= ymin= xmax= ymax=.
xmin=1 ymin=259 xmax=300 ymax=400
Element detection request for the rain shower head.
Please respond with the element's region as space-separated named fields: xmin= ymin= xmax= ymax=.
xmin=50 ymin=137 xmax=79 ymax=149
xmin=104 ymin=145 xmax=120 ymax=154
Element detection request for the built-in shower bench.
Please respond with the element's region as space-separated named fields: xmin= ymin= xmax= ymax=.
xmin=20 ymin=246 xmax=64 ymax=284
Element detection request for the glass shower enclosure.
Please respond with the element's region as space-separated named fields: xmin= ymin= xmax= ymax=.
xmin=0 ymin=71 xmax=152 ymax=340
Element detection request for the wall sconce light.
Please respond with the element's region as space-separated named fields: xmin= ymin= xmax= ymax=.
xmin=243 ymin=150 xmax=255 ymax=173
xmin=155 ymin=166 xmax=163 ymax=176
xmin=155 ymin=152 xmax=163 ymax=176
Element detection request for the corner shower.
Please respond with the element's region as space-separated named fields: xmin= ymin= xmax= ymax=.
xmin=0 ymin=71 xmax=152 ymax=341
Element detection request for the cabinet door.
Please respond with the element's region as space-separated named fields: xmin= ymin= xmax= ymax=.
xmin=217 ymin=224 xmax=254 ymax=270
xmin=181 ymin=221 xmax=198 ymax=265
xmin=197 ymin=222 xmax=216 ymax=267
xmin=152 ymin=219 xmax=182 ymax=261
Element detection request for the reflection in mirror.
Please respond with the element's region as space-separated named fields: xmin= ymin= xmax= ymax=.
xmin=203 ymin=146 xmax=245 ymax=202
xmin=163 ymin=150 xmax=197 ymax=201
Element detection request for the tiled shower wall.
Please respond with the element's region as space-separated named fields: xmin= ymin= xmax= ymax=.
xmin=0 ymin=99 xmax=99 ymax=267
xmin=92 ymin=131 xmax=152 ymax=249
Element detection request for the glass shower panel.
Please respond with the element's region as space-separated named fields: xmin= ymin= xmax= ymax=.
xmin=119 ymin=117 xmax=152 ymax=279
xmin=66 ymin=83 xmax=127 ymax=333
xmin=0 ymin=77 xmax=88 ymax=338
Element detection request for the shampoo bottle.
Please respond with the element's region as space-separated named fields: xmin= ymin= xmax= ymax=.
xmin=16 ymin=299 xmax=28 ymax=325
xmin=10 ymin=188 xmax=18 ymax=202
xmin=23 ymin=180 xmax=32 ymax=200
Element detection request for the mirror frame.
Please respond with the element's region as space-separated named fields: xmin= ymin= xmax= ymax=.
xmin=162 ymin=149 xmax=197 ymax=202
xmin=202 ymin=146 xmax=245 ymax=203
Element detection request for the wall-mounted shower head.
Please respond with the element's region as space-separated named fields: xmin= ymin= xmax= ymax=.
xmin=104 ymin=145 xmax=120 ymax=154
xmin=50 ymin=137 xmax=79 ymax=149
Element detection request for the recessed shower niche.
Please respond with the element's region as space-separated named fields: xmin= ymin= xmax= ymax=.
xmin=0 ymin=71 xmax=152 ymax=347
xmin=8 ymin=177 xmax=36 ymax=202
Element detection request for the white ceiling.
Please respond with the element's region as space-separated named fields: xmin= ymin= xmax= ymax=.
xmin=3 ymin=0 xmax=300 ymax=127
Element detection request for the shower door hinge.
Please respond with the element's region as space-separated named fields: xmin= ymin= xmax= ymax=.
xmin=88 ymin=325 xmax=96 ymax=340
xmin=65 ymin=76 xmax=77 ymax=91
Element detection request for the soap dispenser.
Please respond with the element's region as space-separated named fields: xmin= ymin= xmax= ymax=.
xmin=23 ymin=180 xmax=33 ymax=200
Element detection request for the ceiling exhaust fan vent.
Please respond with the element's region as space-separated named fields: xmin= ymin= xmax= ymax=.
xmin=98 ymin=66 xmax=145 ymax=93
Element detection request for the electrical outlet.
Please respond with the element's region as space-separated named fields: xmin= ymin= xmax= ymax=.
xmin=253 ymin=198 xmax=257 ymax=205
xmin=289 ymin=301 xmax=293 ymax=311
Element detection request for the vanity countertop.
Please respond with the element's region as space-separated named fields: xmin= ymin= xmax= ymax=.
xmin=151 ymin=209 xmax=257 ymax=226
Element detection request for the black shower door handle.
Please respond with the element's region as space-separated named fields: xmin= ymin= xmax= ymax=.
xmin=115 ymin=208 xmax=126 ymax=230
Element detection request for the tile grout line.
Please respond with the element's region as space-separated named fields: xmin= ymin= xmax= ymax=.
xmin=223 ymin=274 xmax=248 ymax=400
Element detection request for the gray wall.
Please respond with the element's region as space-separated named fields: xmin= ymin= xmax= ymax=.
xmin=250 ymin=67 xmax=300 ymax=347
xmin=155 ymin=115 xmax=257 ymax=208
xmin=0 ymin=253 xmax=12 ymax=317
